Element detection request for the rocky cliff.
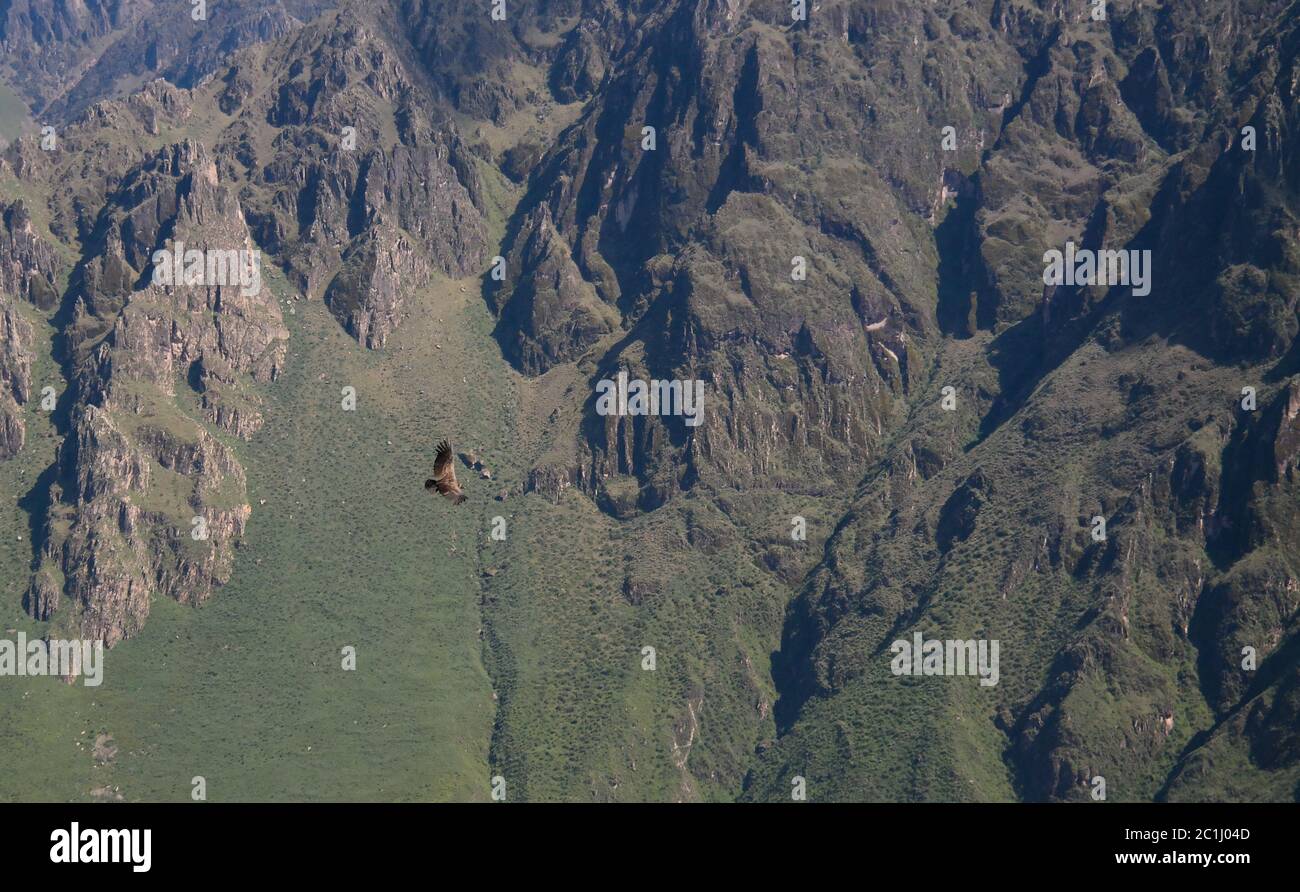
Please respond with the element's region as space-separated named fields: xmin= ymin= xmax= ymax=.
xmin=0 ymin=290 xmax=34 ymax=459
xmin=221 ymin=9 xmax=488 ymax=347
xmin=0 ymin=198 xmax=59 ymax=458
xmin=3 ymin=0 xmax=1298 ymax=801
xmin=735 ymin=0 xmax=1300 ymax=801
xmin=0 ymin=0 xmax=330 ymax=120
xmin=22 ymin=136 xmax=285 ymax=647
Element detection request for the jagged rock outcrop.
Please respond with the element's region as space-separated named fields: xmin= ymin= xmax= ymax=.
xmin=494 ymin=204 xmax=618 ymax=372
xmin=325 ymin=219 xmax=431 ymax=348
xmin=1 ymin=0 xmax=325 ymax=121
xmin=0 ymin=0 xmax=127 ymax=112
xmin=936 ymin=469 xmax=993 ymax=553
xmin=740 ymin=0 xmax=1300 ymax=802
xmin=25 ymin=139 xmax=286 ymax=647
xmin=0 ymin=200 xmax=60 ymax=309
xmin=28 ymin=404 xmax=251 ymax=646
xmin=489 ymin=0 xmax=1027 ymax=503
xmin=224 ymin=10 xmax=488 ymax=346
xmin=3 ymin=79 xmax=198 ymax=257
xmin=394 ymin=0 xmax=640 ymax=123
xmin=0 ymin=293 xmax=33 ymax=459
xmin=0 ymin=199 xmax=58 ymax=458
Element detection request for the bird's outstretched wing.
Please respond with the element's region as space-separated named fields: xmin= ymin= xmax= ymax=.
xmin=425 ymin=439 xmax=467 ymax=504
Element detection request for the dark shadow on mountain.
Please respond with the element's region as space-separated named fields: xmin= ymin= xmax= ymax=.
xmin=934 ymin=175 xmax=992 ymax=338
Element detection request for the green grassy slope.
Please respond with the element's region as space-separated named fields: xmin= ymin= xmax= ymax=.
xmin=0 ymin=265 xmax=510 ymax=801
xmin=0 ymin=82 xmax=31 ymax=147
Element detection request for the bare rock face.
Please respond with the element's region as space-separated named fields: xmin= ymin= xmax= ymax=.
xmin=394 ymin=0 xmax=629 ymax=123
xmin=0 ymin=199 xmax=57 ymax=459
xmin=0 ymin=0 xmax=123 ymax=111
xmin=0 ymin=200 xmax=60 ymax=309
xmin=0 ymin=294 xmax=33 ymax=459
xmin=3 ymin=80 xmax=197 ymax=256
xmin=325 ymin=219 xmax=431 ymax=349
xmin=362 ymin=144 xmax=487 ymax=278
xmin=66 ymin=140 xmax=287 ymax=427
xmin=4 ymin=0 xmax=324 ymax=122
xmin=29 ymin=404 xmax=252 ymax=646
xmin=494 ymin=2 xmax=1009 ymax=499
xmin=228 ymin=10 xmax=487 ymax=347
xmin=493 ymin=204 xmax=618 ymax=373
xmin=26 ymin=139 xmax=285 ymax=648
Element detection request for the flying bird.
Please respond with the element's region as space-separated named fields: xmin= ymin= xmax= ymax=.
xmin=425 ymin=439 xmax=468 ymax=505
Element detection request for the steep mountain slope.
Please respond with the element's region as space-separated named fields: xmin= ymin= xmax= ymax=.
xmin=476 ymin=0 xmax=1300 ymax=802
xmin=739 ymin=0 xmax=1300 ymax=801
xmin=0 ymin=0 xmax=331 ymax=123
xmin=0 ymin=0 xmax=1296 ymax=802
